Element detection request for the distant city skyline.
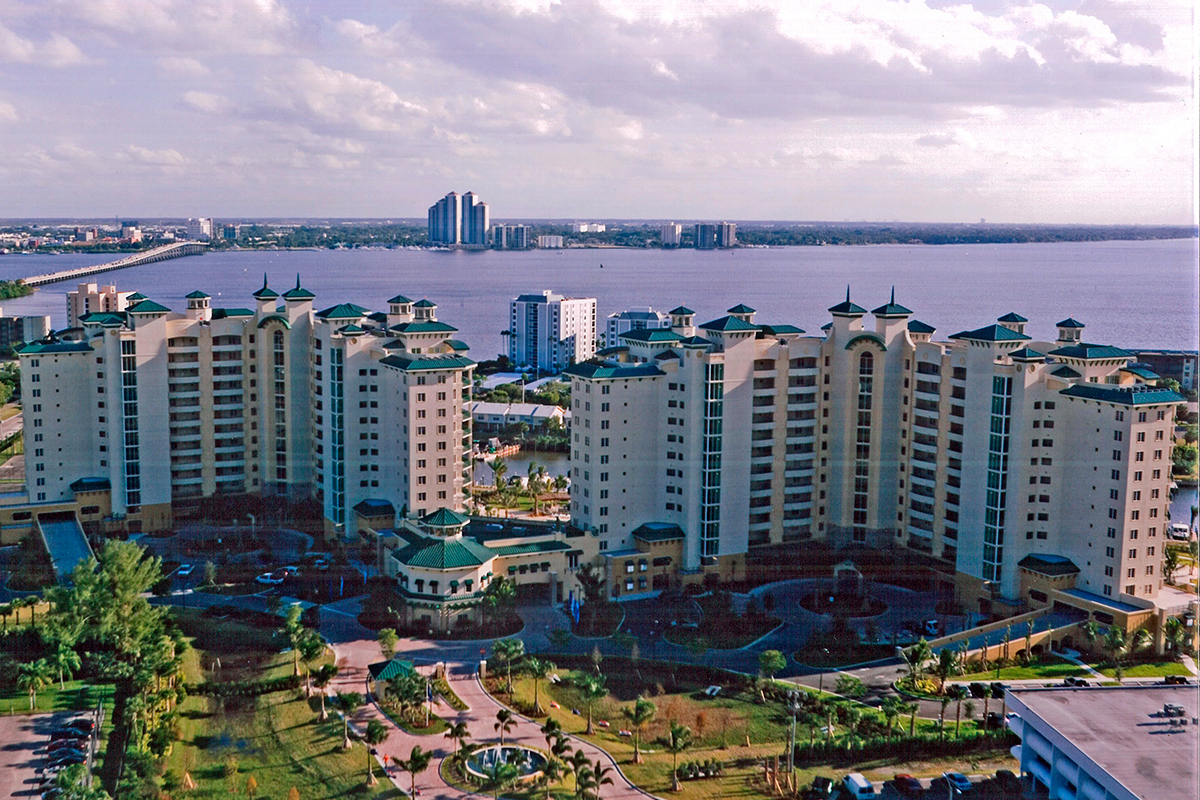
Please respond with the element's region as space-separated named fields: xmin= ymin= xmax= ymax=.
xmin=0 ymin=0 xmax=1194 ymax=224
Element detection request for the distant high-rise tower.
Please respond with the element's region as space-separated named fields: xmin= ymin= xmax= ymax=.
xmin=717 ymin=222 xmax=737 ymax=248
xmin=428 ymin=191 xmax=489 ymax=245
xmin=694 ymin=223 xmax=717 ymax=249
xmin=660 ymin=223 xmax=682 ymax=246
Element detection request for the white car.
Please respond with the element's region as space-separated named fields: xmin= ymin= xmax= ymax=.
xmin=255 ymin=572 xmax=285 ymax=586
xmin=176 ymin=564 xmax=194 ymax=577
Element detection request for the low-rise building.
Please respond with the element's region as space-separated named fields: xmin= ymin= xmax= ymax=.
xmin=470 ymin=402 xmax=568 ymax=431
xmin=0 ymin=310 xmax=51 ymax=353
xmin=1006 ymin=685 xmax=1198 ymax=800
xmin=605 ymin=307 xmax=672 ymax=348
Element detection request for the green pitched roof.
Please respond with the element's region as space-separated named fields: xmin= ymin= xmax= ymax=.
xmin=632 ymin=522 xmax=685 ymax=542
xmin=908 ymin=320 xmax=936 ymax=334
xmin=19 ymin=340 xmax=93 ymax=354
xmin=1051 ymin=365 xmax=1081 ymax=378
xmin=395 ymin=535 xmax=494 ymax=569
xmin=1059 ymin=384 xmax=1184 ymax=406
xmin=212 ymin=308 xmax=254 ymax=319
xmin=126 ymin=292 xmax=145 ymax=301
xmin=252 ymin=275 xmax=278 ymax=299
xmin=726 ymin=303 xmax=756 ymax=314
xmin=669 ymin=305 xmax=695 ymax=315
xmin=185 ymin=290 xmax=210 ymax=299
xmin=282 ymin=275 xmax=315 ymax=300
xmin=828 ymin=288 xmax=866 ymax=316
xmin=390 ymin=321 xmax=458 ymax=333
xmin=562 ymin=362 xmax=665 ymax=379
xmin=388 ymin=294 xmax=413 ymax=305
xmin=997 ymin=312 xmax=1027 ymax=323
xmin=79 ymin=311 xmax=128 ymax=326
xmin=620 ymin=329 xmax=683 ymax=343
xmin=1056 ymin=317 xmax=1086 ymax=329
xmin=337 ymin=324 xmax=367 ymax=335
xmin=1121 ymin=365 xmax=1160 ymax=380
xmin=354 ymin=499 xmax=395 ymax=517
xmin=758 ymin=324 xmax=805 ymax=335
xmin=379 ymin=354 xmax=475 ymax=372
xmin=422 ymin=508 xmax=470 ymax=527
xmin=1009 ymin=347 xmax=1045 ymax=361
xmin=368 ymin=659 xmax=415 ymax=681
xmin=1018 ymin=554 xmax=1080 ymax=576
xmin=446 ymin=339 xmax=470 ymax=351
xmin=1048 ymin=344 xmax=1132 ymax=360
xmin=414 ymin=299 xmax=436 ymax=308
xmin=316 ymin=302 xmax=368 ymax=320
xmin=595 ymin=345 xmax=629 ymax=357
xmin=698 ymin=315 xmax=758 ymax=332
xmin=128 ymin=299 xmax=170 ymax=314
xmin=948 ymin=324 xmax=1030 ymax=342
xmin=487 ymin=540 xmax=571 ymax=557
xmin=871 ymin=289 xmax=912 ymax=317
xmin=257 ymin=314 xmax=292 ymax=329
xmin=678 ymin=336 xmax=715 ymax=347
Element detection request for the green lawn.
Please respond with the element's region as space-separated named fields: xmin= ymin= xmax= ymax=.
xmin=0 ymin=679 xmax=113 ymax=715
xmin=163 ymin=609 xmax=399 ymax=799
xmin=1097 ymin=661 xmax=1191 ymax=678
xmin=957 ymin=659 xmax=1088 ymax=682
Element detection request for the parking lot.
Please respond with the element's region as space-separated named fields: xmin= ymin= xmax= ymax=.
xmin=0 ymin=710 xmax=97 ymax=798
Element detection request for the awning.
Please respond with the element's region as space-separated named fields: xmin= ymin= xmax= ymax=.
xmin=508 ymin=566 xmax=517 ymax=574
xmin=449 ymin=580 xmax=459 ymax=588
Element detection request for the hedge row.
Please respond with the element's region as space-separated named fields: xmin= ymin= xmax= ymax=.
xmin=193 ymin=674 xmax=302 ymax=697
xmin=794 ymin=730 xmax=1018 ymax=766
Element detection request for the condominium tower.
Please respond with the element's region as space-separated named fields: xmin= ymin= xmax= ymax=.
xmin=18 ymin=278 xmax=473 ymax=535
xmin=508 ymin=290 xmax=597 ymax=373
xmin=564 ymin=296 xmax=1182 ymax=617
xmin=427 ymin=191 xmax=489 ymax=246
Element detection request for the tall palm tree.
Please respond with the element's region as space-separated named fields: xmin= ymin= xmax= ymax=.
xmin=279 ymin=604 xmax=304 ymax=677
xmin=902 ymin=700 xmax=920 ymax=737
xmin=363 ymin=720 xmax=389 ymax=786
xmin=494 ymin=708 xmax=516 ymax=746
xmin=666 ymin=722 xmax=692 ymax=792
xmin=1104 ymin=625 xmax=1129 ymax=669
xmin=933 ymin=647 xmax=959 ymax=695
xmin=578 ymin=673 xmax=607 ymax=735
xmin=937 ymin=696 xmax=952 ymax=740
xmin=445 ymin=721 xmax=471 ymax=758
xmin=950 ymin=685 xmax=969 ymax=737
xmin=904 ymin=638 xmax=933 ymax=682
xmin=0 ymin=603 xmax=9 ymax=631
xmin=879 ymin=696 xmax=903 ymax=741
xmin=336 ymin=692 xmax=363 ymax=749
xmin=588 ymin=759 xmax=614 ymax=800
xmin=1164 ymin=547 xmax=1181 ymax=585
xmin=541 ymin=717 xmax=563 ymax=752
xmin=492 ymin=458 xmax=508 ymax=489
xmin=541 ymin=759 xmax=563 ymax=800
xmin=622 ymin=696 xmax=657 ymax=763
xmin=298 ymin=629 xmax=325 ymax=698
xmin=17 ymin=659 xmax=53 ymax=710
xmin=311 ymin=664 xmax=339 ymax=720
xmin=526 ymin=656 xmax=556 ymax=714
xmin=401 ymin=744 xmax=431 ymax=796
xmin=492 ymin=637 xmax=525 ymax=693
xmin=485 ymin=759 xmax=519 ymax=800
xmin=567 ymin=747 xmax=591 ymax=796
xmin=49 ymin=640 xmax=82 ymax=689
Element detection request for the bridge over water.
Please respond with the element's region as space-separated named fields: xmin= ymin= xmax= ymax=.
xmin=19 ymin=241 xmax=208 ymax=287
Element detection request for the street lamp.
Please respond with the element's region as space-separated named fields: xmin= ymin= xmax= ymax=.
xmin=786 ymin=689 xmax=803 ymax=777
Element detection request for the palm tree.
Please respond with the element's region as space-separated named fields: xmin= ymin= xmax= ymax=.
xmin=1104 ymin=625 xmax=1129 ymax=669
xmin=526 ymin=656 xmax=556 ymax=714
xmin=1164 ymin=547 xmax=1181 ymax=585
xmin=492 ymin=637 xmax=525 ymax=693
xmin=541 ymin=759 xmax=563 ymax=800
xmin=541 ymin=717 xmax=562 ymax=751
xmin=879 ymin=696 xmax=904 ymax=741
xmin=621 ymin=696 xmax=657 ymax=763
xmin=0 ymin=602 xmax=10 ymax=631
xmin=587 ymin=759 xmax=614 ymax=800
xmin=578 ymin=673 xmax=607 ymax=735
xmin=49 ymin=640 xmax=82 ymax=689
xmin=363 ymin=720 xmax=389 ymax=786
xmin=400 ymin=744 xmax=431 ymax=796
xmin=950 ymin=685 xmax=969 ymax=737
xmin=566 ymin=747 xmax=591 ymax=798
xmin=445 ymin=721 xmax=471 ymax=758
xmin=494 ymin=708 xmax=516 ymax=746
xmin=336 ymin=692 xmax=363 ymax=749
xmin=666 ymin=721 xmax=692 ymax=792
xmin=933 ymin=647 xmax=959 ymax=695
xmin=492 ymin=458 xmax=508 ymax=489
xmin=1164 ymin=616 xmax=1187 ymax=654
xmin=279 ymin=604 xmax=304 ymax=677
xmin=902 ymin=700 xmax=920 ymax=737
xmin=1081 ymin=620 xmax=1100 ymax=658
xmin=17 ymin=659 xmax=53 ymax=710
xmin=311 ymin=664 xmax=339 ymax=720
xmin=903 ymin=638 xmax=932 ymax=682
xmin=298 ymin=629 xmax=325 ymax=697
xmin=937 ymin=695 xmax=952 ymax=740
xmin=550 ymin=731 xmax=572 ymax=764
xmin=1002 ymin=624 xmax=1013 ymax=664
xmin=485 ymin=759 xmax=519 ymax=800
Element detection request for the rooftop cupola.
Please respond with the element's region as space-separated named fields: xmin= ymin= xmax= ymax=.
xmin=872 ymin=286 xmax=912 ymax=342
xmin=185 ymin=289 xmax=211 ymax=321
xmin=1056 ymin=317 xmax=1085 ymax=343
xmin=726 ymin=303 xmax=757 ymax=325
xmin=827 ymin=286 xmax=867 ymax=338
xmin=668 ymin=305 xmax=696 ymax=336
xmin=252 ymin=273 xmax=278 ymax=315
xmin=281 ymin=274 xmax=315 ymax=324
xmin=413 ymin=299 xmax=437 ymax=322
xmin=387 ymin=293 xmax=415 ymax=324
xmin=997 ymin=311 xmax=1028 ymax=336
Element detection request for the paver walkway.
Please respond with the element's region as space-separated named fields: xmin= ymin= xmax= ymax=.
xmin=330 ymin=637 xmax=655 ymax=799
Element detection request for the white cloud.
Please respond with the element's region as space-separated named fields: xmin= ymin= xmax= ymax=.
xmin=0 ymin=22 xmax=85 ymax=66
xmin=182 ymin=91 xmax=232 ymax=114
xmin=123 ymin=145 xmax=188 ymax=166
xmin=0 ymin=98 xmax=16 ymax=122
xmin=260 ymin=59 xmax=425 ymax=132
xmin=158 ymin=56 xmax=210 ymax=76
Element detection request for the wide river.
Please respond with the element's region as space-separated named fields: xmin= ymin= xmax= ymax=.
xmin=1 ymin=238 xmax=1196 ymax=358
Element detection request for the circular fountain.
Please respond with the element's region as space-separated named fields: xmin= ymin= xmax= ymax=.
xmin=464 ymin=745 xmax=548 ymax=782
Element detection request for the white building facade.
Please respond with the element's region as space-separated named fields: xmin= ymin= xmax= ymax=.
xmin=604 ymin=307 xmax=672 ymax=348
xmin=507 ymin=290 xmax=597 ymax=374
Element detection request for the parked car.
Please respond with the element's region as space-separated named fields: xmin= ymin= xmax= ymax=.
xmin=176 ymin=563 xmax=194 ymax=577
xmin=49 ymin=730 xmax=88 ymax=743
xmin=62 ymin=719 xmax=94 ymax=734
xmin=1169 ymin=523 xmax=1190 ymax=540
xmin=842 ymin=773 xmax=876 ymax=799
xmin=994 ymin=770 xmax=1022 ymax=796
xmin=985 ymin=711 xmax=1005 ymax=729
xmin=47 ymin=740 xmax=86 ymax=754
xmin=45 ymin=754 xmax=86 ymax=769
xmin=280 ymin=565 xmax=300 ymax=576
xmin=1062 ymin=676 xmax=1089 ymax=687
xmin=255 ymin=572 xmax=285 ymax=585
xmin=944 ymin=772 xmax=973 ymax=793
xmin=801 ymin=776 xmax=834 ymax=799
xmin=892 ymin=774 xmax=923 ymax=797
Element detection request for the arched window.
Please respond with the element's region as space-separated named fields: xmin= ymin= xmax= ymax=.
xmin=859 ymin=351 xmax=874 ymax=374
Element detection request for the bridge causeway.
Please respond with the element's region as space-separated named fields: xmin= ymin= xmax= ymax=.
xmin=19 ymin=241 xmax=208 ymax=287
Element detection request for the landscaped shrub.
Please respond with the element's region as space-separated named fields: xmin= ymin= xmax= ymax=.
xmin=794 ymin=730 xmax=1017 ymax=766
xmin=193 ymin=675 xmax=302 ymax=697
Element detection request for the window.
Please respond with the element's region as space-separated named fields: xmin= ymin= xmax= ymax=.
xmin=1128 ymin=549 xmax=1137 ymax=559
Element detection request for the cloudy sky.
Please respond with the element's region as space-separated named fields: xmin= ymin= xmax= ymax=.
xmin=0 ymin=0 xmax=1194 ymax=222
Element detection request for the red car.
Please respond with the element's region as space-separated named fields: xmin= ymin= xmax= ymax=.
xmin=892 ymin=774 xmax=923 ymax=797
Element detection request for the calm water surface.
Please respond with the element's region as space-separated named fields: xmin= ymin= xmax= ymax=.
xmin=1 ymin=238 xmax=1196 ymax=358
